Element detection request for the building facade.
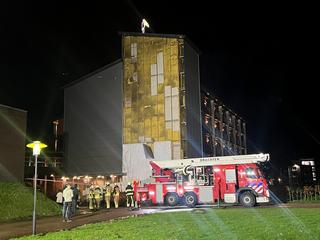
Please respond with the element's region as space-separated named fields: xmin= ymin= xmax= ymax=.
xmin=0 ymin=104 xmax=27 ymax=181
xmin=64 ymin=60 xmax=123 ymax=176
xmin=63 ymin=32 xmax=247 ymax=182
xmin=288 ymin=159 xmax=318 ymax=186
xmin=122 ymin=32 xmax=202 ymax=161
xmin=201 ymin=91 xmax=247 ymax=157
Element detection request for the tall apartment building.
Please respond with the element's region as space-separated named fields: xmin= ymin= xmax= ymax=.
xmin=63 ymin=32 xmax=247 ymax=182
xmin=122 ymin=32 xmax=202 ymax=161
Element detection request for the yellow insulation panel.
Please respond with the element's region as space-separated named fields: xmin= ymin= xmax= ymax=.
xmin=123 ymin=35 xmax=183 ymax=158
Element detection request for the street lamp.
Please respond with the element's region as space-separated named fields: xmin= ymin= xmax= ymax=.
xmin=26 ymin=141 xmax=47 ymax=235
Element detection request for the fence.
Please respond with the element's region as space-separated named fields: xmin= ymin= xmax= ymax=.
xmin=286 ymin=185 xmax=320 ymax=201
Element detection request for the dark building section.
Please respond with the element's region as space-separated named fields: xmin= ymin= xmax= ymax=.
xmin=0 ymin=104 xmax=27 ymax=181
xmin=201 ymin=91 xmax=247 ymax=157
xmin=288 ymin=158 xmax=318 ymax=186
xmin=183 ymin=41 xmax=202 ymax=158
xmin=64 ymin=60 xmax=123 ymax=175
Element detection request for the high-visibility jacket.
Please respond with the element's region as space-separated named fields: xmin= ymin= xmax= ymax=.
xmin=125 ymin=185 xmax=134 ymax=196
xmin=89 ymin=190 xmax=95 ymax=199
xmin=105 ymin=186 xmax=112 ymax=197
xmin=94 ymin=188 xmax=101 ymax=199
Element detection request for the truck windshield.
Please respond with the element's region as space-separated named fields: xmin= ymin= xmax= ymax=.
xmin=245 ymin=167 xmax=260 ymax=179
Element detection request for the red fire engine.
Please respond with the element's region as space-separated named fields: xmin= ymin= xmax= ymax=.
xmin=135 ymin=153 xmax=270 ymax=207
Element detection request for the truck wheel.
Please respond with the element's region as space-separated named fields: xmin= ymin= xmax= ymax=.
xmin=166 ymin=193 xmax=179 ymax=206
xmin=185 ymin=192 xmax=197 ymax=208
xmin=239 ymin=191 xmax=256 ymax=207
xmin=141 ymin=199 xmax=152 ymax=207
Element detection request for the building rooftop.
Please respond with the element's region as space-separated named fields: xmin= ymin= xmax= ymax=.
xmin=120 ymin=31 xmax=201 ymax=54
xmin=62 ymin=59 xmax=122 ymax=89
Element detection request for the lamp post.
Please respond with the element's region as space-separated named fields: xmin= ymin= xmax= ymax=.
xmin=26 ymin=141 xmax=47 ymax=235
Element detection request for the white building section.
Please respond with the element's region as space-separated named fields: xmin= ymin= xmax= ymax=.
xmin=171 ymin=87 xmax=180 ymax=131
xmin=122 ymin=143 xmax=153 ymax=182
xmin=157 ymin=52 xmax=164 ymax=84
xmin=151 ymin=64 xmax=157 ymax=96
xmin=154 ymin=141 xmax=172 ymax=161
xmin=165 ymin=86 xmax=172 ymax=128
xmin=172 ymin=142 xmax=181 ymax=159
xmin=130 ymin=43 xmax=137 ymax=58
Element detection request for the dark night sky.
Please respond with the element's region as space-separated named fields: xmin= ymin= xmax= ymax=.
xmin=2 ymin=1 xmax=318 ymax=172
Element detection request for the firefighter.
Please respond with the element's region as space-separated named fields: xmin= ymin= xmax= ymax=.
xmin=113 ymin=184 xmax=120 ymax=208
xmin=88 ymin=186 xmax=95 ymax=211
xmin=125 ymin=182 xmax=134 ymax=208
xmin=94 ymin=186 xmax=102 ymax=209
xmin=105 ymin=182 xmax=112 ymax=209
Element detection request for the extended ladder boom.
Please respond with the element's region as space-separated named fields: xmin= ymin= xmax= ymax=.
xmin=151 ymin=153 xmax=270 ymax=170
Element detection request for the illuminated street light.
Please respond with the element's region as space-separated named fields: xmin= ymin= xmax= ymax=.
xmin=26 ymin=141 xmax=47 ymax=236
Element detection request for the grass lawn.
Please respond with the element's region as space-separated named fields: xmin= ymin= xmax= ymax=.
xmin=0 ymin=182 xmax=61 ymax=222
xmin=17 ymin=208 xmax=320 ymax=240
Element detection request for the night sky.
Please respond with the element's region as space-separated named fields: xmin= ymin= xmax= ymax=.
xmin=2 ymin=1 xmax=318 ymax=172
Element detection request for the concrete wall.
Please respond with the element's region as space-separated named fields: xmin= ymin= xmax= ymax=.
xmin=184 ymin=41 xmax=203 ymax=157
xmin=64 ymin=61 xmax=123 ymax=175
xmin=0 ymin=104 xmax=27 ymax=181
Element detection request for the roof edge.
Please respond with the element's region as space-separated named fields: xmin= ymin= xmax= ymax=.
xmin=200 ymin=86 xmax=245 ymax=121
xmin=62 ymin=59 xmax=122 ymax=89
xmin=0 ymin=104 xmax=27 ymax=113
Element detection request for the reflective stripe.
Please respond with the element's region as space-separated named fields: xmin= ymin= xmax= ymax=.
xmin=125 ymin=186 xmax=134 ymax=196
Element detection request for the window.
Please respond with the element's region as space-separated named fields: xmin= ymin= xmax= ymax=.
xmin=203 ymin=97 xmax=208 ymax=106
xmin=204 ymin=115 xmax=210 ymax=125
xmin=245 ymin=167 xmax=259 ymax=179
xmin=204 ymin=134 xmax=210 ymax=143
xmin=226 ymin=169 xmax=236 ymax=183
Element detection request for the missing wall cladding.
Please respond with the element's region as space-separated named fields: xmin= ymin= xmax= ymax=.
xmin=122 ymin=33 xmax=202 ymax=159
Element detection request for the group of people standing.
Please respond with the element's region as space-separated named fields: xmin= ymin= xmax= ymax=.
xmin=86 ymin=181 xmax=136 ymax=210
xmin=55 ymin=181 xmax=136 ymax=222
xmin=56 ymin=184 xmax=79 ymax=222
xmin=87 ymin=182 xmax=121 ymax=210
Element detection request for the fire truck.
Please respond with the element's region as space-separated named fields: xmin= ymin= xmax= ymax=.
xmin=135 ymin=153 xmax=270 ymax=207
